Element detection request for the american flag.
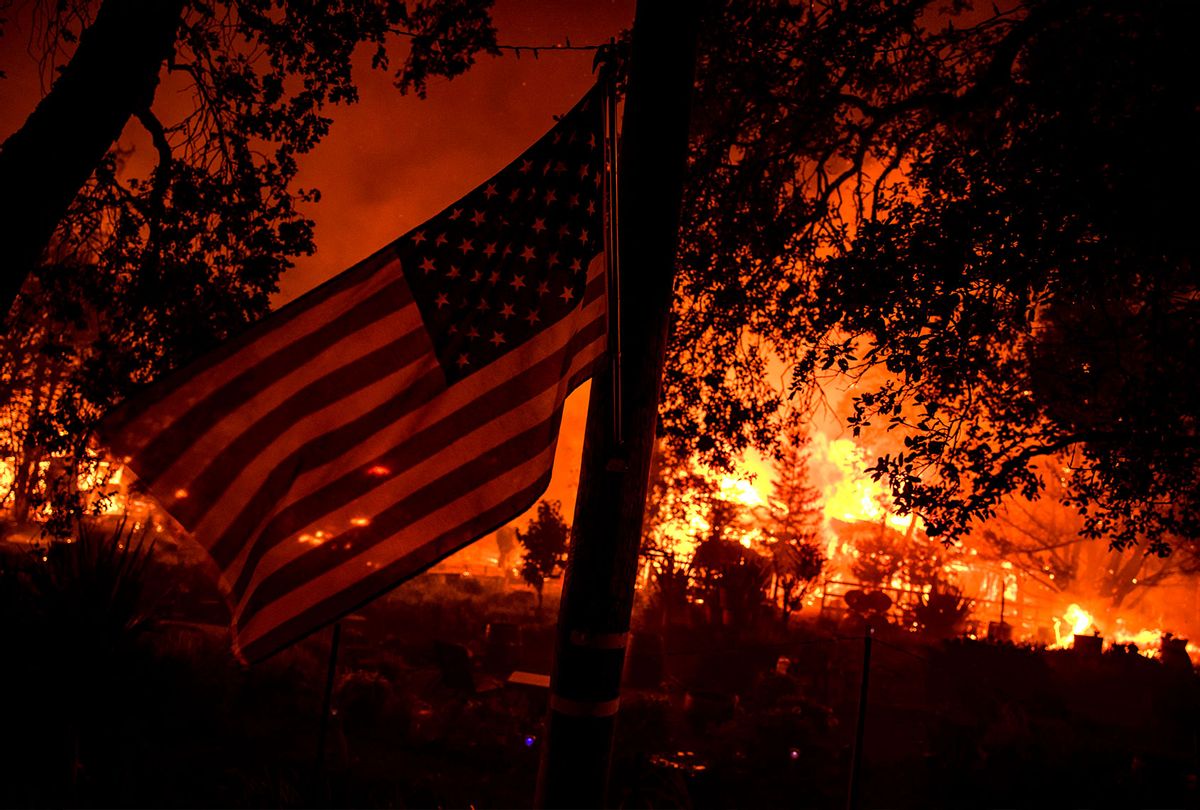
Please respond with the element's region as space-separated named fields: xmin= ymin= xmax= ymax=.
xmin=101 ymin=86 xmax=607 ymax=661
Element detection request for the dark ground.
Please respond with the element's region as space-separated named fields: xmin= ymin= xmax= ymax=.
xmin=2 ymin=551 xmax=1199 ymax=808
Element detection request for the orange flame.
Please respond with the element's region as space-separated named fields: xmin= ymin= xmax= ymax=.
xmin=812 ymin=435 xmax=918 ymax=533
xmin=1051 ymin=603 xmax=1095 ymax=648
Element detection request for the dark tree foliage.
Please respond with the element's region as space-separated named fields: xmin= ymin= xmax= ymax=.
xmin=691 ymin=535 xmax=771 ymax=628
xmin=847 ymin=523 xmax=907 ymax=588
xmin=668 ymin=0 xmax=975 ymax=464
xmin=815 ymin=0 xmax=1200 ymax=552
xmin=0 ymin=0 xmax=498 ymax=528
xmin=911 ymin=582 xmax=970 ymax=639
xmin=516 ymin=499 xmax=569 ymax=611
xmin=1 ymin=0 xmax=499 ymax=316
xmin=0 ymin=0 xmax=187 ymax=316
xmin=668 ymin=0 xmax=1199 ymax=554
xmin=6 ymin=0 xmax=1193 ymax=561
xmin=771 ymin=537 xmax=822 ymax=622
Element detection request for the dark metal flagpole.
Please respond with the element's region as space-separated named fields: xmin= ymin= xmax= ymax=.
xmin=846 ymin=626 xmax=873 ymax=810
xmin=601 ymin=40 xmax=624 ymax=453
xmin=534 ymin=2 xmax=704 ymax=806
xmin=314 ymin=621 xmax=342 ymax=781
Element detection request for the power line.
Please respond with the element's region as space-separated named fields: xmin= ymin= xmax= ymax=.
xmin=390 ymin=28 xmax=606 ymax=58
xmin=496 ymin=42 xmax=605 ymax=56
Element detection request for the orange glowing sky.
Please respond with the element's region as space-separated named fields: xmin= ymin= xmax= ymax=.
xmin=278 ymin=1 xmax=634 ymax=522
xmin=0 ymin=0 xmax=635 ymax=525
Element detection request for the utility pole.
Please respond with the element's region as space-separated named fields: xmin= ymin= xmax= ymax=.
xmin=534 ymin=2 xmax=704 ymax=807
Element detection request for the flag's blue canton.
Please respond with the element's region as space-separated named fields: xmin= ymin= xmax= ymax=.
xmin=395 ymin=88 xmax=605 ymax=384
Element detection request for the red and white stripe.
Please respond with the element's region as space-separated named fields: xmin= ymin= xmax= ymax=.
xmin=103 ymin=247 xmax=605 ymax=661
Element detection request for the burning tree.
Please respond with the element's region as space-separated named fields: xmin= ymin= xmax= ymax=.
xmin=640 ymin=443 xmax=720 ymax=625
xmin=763 ymin=435 xmax=824 ymax=622
xmin=640 ymin=442 xmax=781 ymax=628
xmin=0 ymin=328 xmax=76 ymax=526
xmin=642 ymin=443 xmax=725 ymax=553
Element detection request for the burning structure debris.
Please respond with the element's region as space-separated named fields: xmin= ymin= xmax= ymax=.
xmin=632 ymin=425 xmax=1200 ymax=665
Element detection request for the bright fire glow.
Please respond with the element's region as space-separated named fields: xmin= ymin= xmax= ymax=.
xmin=0 ymin=459 xmax=14 ymax=505
xmin=2 ymin=458 xmax=128 ymax=516
xmin=718 ymin=476 xmax=764 ymax=507
xmin=1065 ymin=603 xmax=1094 ymax=636
xmin=1114 ymin=625 xmax=1166 ymax=652
xmin=815 ymin=436 xmax=918 ymax=533
xmin=653 ymin=466 xmax=770 ymax=559
xmin=1039 ymin=607 xmax=1200 ymax=663
xmin=655 ymin=436 xmax=929 ymax=563
xmin=1051 ymin=603 xmax=1096 ymax=648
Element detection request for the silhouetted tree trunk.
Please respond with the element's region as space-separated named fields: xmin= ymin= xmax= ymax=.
xmin=0 ymin=0 xmax=185 ymax=318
